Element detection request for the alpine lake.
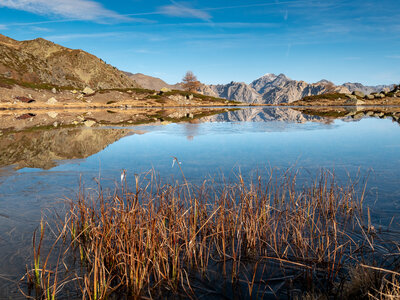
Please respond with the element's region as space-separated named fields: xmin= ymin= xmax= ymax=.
xmin=1 ymin=105 xmax=400 ymax=299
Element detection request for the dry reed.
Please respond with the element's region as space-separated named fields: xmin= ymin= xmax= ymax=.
xmin=21 ymin=168 xmax=400 ymax=299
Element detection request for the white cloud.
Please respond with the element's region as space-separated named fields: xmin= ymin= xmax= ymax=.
xmin=134 ymin=49 xmax=160 ymax=54
xmin=158 ymin=2 xmax=211 ymax=21
xmin=45 ymin=32 xmax=123 ymax=41
xmin=45 ymin=31 xmax=167 ymax=43
xmin=387 ymin=55 xmax=400 ymax=59
xmin=0 ymin=0 xmax=129 ymax=22
xmin=172 ymin=22 xmax=279 ymax=29
xmin=0 ymin=24 xmax=8 ymax=30
xmin=30 ymin=26 xmax=52 ymax=32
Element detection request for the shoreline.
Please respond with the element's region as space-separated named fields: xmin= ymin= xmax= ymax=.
xmin=0 ymin=102 xmax=281 ymax=111
xmin=1 ymin=84 xmax=399 ymax=110
xmin=2 ymin=102 xmax=400 ymax=110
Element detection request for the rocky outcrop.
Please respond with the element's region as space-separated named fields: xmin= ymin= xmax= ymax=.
xmin=250 ymin=73 xmax=278 ymax=94
xmin=256 ymin=74 xmax=335 ymax=104
xmin=0 ymin=34 xmax=140 ymax=89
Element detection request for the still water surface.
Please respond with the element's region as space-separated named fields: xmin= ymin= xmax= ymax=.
xmin=1 ymin=107 xmax=400 ymax=297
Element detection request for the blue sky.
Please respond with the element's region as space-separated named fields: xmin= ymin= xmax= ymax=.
xmin=0 ymin=0 xmax=399 ymax=85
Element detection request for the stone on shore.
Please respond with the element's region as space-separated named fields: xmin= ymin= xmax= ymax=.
xmin=82 ymin=87 xmax=95 ymax=95
xmin=46 ymin=97 xmax=58 ymax=104
xmin=47 ymin=111 xmax=58 ymax=118
xmin=160 ymin=87 xmax=172 ymax=93
xmin=352 ymin=91 xmax=365 ymax=98
xmin=83 ymin=120 xmax=96 ymax=127
xmin=345 ymin=98 xmax=365 ymax=106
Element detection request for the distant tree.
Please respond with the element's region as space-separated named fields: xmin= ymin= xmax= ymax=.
xmin=182 ymin=71 xmax=201 ymax=92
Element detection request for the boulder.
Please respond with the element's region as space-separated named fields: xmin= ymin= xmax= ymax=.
xmin=346 ymin=94 xmax=357 ymax=99
xmin=365 ymin=94 xmax=374 ymax=100
xmin=82 ymin=87 xmax=95 ymax=95
xmin=16 ymin=96 xmax=35 ymax=103
xmin=160 ymin=87 xmax=172 ymax=93
xmin=353 ymin=112 xmax=364 ymax=120
xmin=377 ymin=93 xmax=385 ymax=99
xmin=51 ymin=88 xmax=57 ymax=94
xmin=168 ymin=95 xmax=188 ymax=103
xmin=47 ymin=111 xmax=58 ymax=118
xmin=345 ymin=99 xmax=365 ymax=106
xmin=46 ymin=97 xmax=58 ymax=104
xmin=352 ymin=91 xmax=365 ymax=98
xmin=83 ymin=120 xmax=96 ymax=127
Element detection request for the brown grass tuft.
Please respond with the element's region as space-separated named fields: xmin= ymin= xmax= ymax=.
xmin=21 ymin=168 xmax=400 ymax=299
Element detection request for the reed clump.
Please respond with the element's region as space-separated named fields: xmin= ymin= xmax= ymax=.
xmin=23 ymin=169 xmax=400 ymax=299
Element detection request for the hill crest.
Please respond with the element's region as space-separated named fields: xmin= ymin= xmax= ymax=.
xmin=0 ymin=34 xmax=139 ymax=89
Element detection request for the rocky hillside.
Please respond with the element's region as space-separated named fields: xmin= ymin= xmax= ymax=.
xmin=126 ymin=72 xmax=182 ymax=91
xmin=0 ymin=34 xmax=139 ymax=89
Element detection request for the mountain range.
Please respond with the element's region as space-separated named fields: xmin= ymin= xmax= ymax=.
xmin=131 ymin=72 xmax=394 ymax=104
xmin=198 ymin=74 xmax=394 ymax=104
xmin=0 ymin=34 xmax=395 ymax=104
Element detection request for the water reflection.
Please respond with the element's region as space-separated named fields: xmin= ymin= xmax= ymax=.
xmin=0 ymin=128 xmax=134 ymax=169
xmin=204 ymin=106 xmax=326 ymax=123
xmin=1 ymin=106 xmax=400 ymax=297
xmin=295 ymin=106 xmax=400 ymax=125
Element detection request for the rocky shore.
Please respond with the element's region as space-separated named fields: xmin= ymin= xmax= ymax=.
xmin=291 ymin=85 xmax=400 ymax=106
xmin=0 ymin=84 xmax=240 ymax=110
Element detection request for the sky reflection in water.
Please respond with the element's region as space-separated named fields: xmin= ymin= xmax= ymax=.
xmin=10 ymin=114 xmax=400 ymax=212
